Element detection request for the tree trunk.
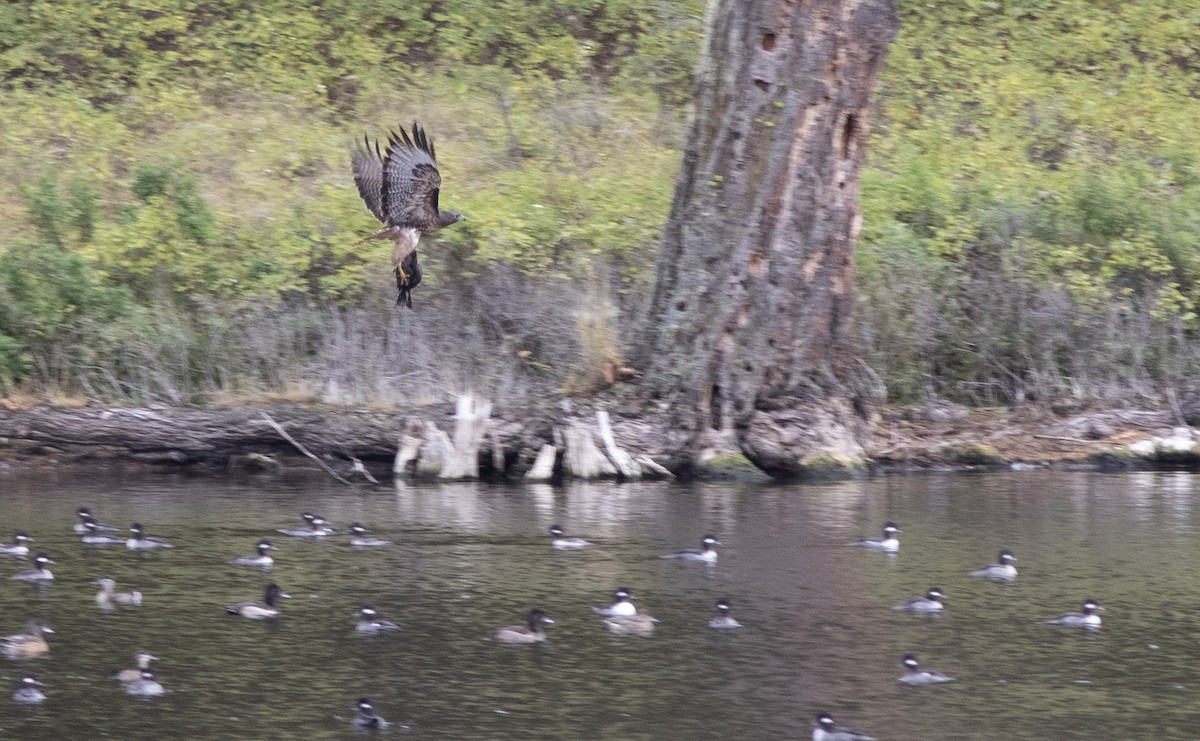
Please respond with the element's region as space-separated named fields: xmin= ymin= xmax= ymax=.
xmin=639 ymin=0 xmax=898 ymax=477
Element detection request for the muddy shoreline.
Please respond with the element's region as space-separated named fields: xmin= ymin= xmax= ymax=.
xmin=0 ymin=400 xmax=1189 ymax=480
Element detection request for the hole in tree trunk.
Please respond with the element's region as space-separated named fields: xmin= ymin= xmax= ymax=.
xmin=675 ymin=301 xmax=687 ymax=312
xmin=841 ymin=113 xmax=857 ymax=158
xmin=761 ymin=32 xmax=776 ymax=51
xmin=753 ymin=79 xmax=770 ymax=91
xmin=710 ymin=384 xmax=723 ymax=429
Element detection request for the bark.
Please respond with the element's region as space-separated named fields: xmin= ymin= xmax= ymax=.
xmin=639 ymin=0 xmax=898 ymax=477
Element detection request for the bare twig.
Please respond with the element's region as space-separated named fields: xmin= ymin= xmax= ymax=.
xmin=260 ymin=412 xmax=352 ymax=485
xmin=1031 ymin=434 xmax=1091 ymax=444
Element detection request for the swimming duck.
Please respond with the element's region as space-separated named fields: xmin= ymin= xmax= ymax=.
xmin=115 ymin=650 xmax=159 ymax=683
xmin=487 ymin=609 xmax=554 ymax=644
xmin=971 ymin=549 xmax=1017 ymax=580
xmin=11 ymin=674 xmax=45 ymax=704
xmin=708 ymin=598 xmax=742 ymax=629
xmin=352 ymin=697 xmax=388 ymax=731
xmin=1047 ymin=599 xmax=1103 ymax=628
xmin=278 ymin=512 xmax=336 ymax=538
xmin=81 ymin=521 xmax=126 ymax=545
xmin=0 ymin=531 xmax=33 ymax=556
xmin=349 ymin=524 xmax=390 ymax=547
xmin=813 ymin=712 xmax=875 ymax=741
xmin=125 ymin=669 xmax=165 ymax=697
xmin=74 ymin=507 xmax=118 ymax=534
xmin=898 ymin=654 xmax=954 ymax=684
xmin=11 ymin=553 xmax=54 ymax=582
xmin=232 ymin=540 xmax=277 ymax=567
xmin=662 ymin=534 xmax=721 ymax=563
xmin=894 ymin=588 xmax=945 ymax=613
xmin=602 ymin=613 xmax=659 ymax=636
xmin=591 ymin=587 xmax=638 ymax=617
xmin=548 ymin=525 xmax=591 ymax=550
xmin=355 ymin=605 xmax=400 ymax=634
xmin=226 ymin=583 xmax=290 ymax=619
xmin=0 ymin=619 xmax=54 ymax=659
xmin=94 ymin=577 xmax=143 ymax=608
xmin=126 ymin=524 xmax=172 ymax=550
xmin=851 ymin=522 xmax=901 ymax=553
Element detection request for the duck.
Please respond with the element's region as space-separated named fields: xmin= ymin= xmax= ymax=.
xmin=487 ymin=609 xmax=554 ymax=644
xmin=226 ymin=583 xmax=290 ymax=619
xmin=591 ymin=587 xmax=638 ymax=617
xmin=0 ymin=619 xmax=54 ymax=659
xmin=11 ymin=674 xmax=45 ymax=705
xmin=0 ymin=531 xmax=33 ymax=556
xmin=708 ymin=598 xmax=742 ymax=629
xmin=352 ymin=697 xmax=389 ymax=731
xmin=94 ymin=577 xmax=143 ymax=607
xmin=11 ymin=553 xmax=54 ymax=582
xmin=126 ymin=523 xmax=172 ymax=550
xmin=851 ymin=522 xmax=901 ymax=552
xmin=232 ymin=540 xmax=277 ymax=566
xmin=74 ymin=507 xmax=118 ymax=534
xmin=81 ymin=521 xmax=126 ymax=545
xmin=813 ymin=712 xmax=875 ymax=741
xmin=548 ymin=525 xmax=591 ymax=550
xmin=602 ymin=613 xmax=659 ymax=636
xmin=355 ymin=605 xmax=400 ymax=634
xmin=115 ymin=650 xmax=159 ymax=683
xmin=349 ymin=524 xmax=390 ymax=547
xmin=898 ymin=654 xmax=954 ymax=684
xmin=125 ymin=669 xmax=165 ymax=697
xmin=278 ymin=512 xmax=336 ymax=538
xmin=971 ymin=549 xmax=1017 ymax=580
xmin=662 ymin=534 xmax=721 ymax=563
xmin=1047 ymin=598 xmax=1103 ymax=628
xmin=894 ymin=588 xmax=944 ymax=613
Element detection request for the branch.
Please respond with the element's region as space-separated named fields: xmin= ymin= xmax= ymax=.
xmin=260 ymin=412 xmax=353 ymax=485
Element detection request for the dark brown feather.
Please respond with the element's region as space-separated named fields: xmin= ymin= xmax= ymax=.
xmin=380 ymin=123 xmax=442 ymax=234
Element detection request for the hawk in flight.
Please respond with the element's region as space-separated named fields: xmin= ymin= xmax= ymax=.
xmin=351 ymin=123 xmax=465 ymax=308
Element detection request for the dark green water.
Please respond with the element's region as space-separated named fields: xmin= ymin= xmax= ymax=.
xmin=0 ymin=469 xmax=1199 ymax=739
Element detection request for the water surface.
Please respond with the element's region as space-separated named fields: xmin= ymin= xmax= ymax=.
xmin=0 ymin=470 xmax=1198 ymax=739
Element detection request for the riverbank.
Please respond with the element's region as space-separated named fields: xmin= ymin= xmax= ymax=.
xmin=0 ymin=397 xmax=1191 ymax=480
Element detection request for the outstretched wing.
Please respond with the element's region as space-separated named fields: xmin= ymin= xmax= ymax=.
xmin=351 ymin=136 xmax=387 ymax=224
xmin=381 ymin=123 xmax=442 ymax=233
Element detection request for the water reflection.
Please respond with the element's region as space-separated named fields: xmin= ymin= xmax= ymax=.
xmin=0 ymin=470 xmax=1195 ymax=738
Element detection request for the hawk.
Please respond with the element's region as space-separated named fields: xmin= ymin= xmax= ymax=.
xmin=351 ymin=123 xmax=465 ymax=308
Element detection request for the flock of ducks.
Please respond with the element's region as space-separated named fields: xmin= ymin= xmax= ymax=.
xmin=815 ymin=522 xmax=1105 ymax=739
xmin=0 ymin=506 xmax=1103 ymax=736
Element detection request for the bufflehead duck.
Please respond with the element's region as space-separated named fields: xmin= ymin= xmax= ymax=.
xmin=352 ymin=697 xmax=388 ymax=731
xmin=74 ymin=507 xmax=118 ymax=534
xmin=81 ymin=520 xmax=126 ymax=545
xmin=548 ymin=525 xmax=591 ymax=550
xmin=126 ymin=669 xmax=165 ymax=697
xmin=592 ymin=587 xmax=638 ymax=617
xmin=126 ymin=523 xmax=172 ymax=550
xmin=94 ymin=577 xmax=143 ymax=608
xmin=663 ymin=534 xmax=721 ymax=563
xmin=0 ymin=619 xmax=54 ymax=659
xmin=851 ymin=522 xmax=901 ymax=552
xmin=813 ymin=712 xmax=875 ymax=741
xmin=232 ymin=540 xmax=277 ymax=566
xmin=899 ymin=654 xmax=954 ymax=684
xmin=1047 ymin=599 xmax=1103 ymax=628
xmin=12 ymin=674 xmax=45 ymax=705
xmin=708 ymin=599 xmax=742 ymax=629
xmin=226 ymin=583 xmax=290 ymax=619
xmin=278 ymin=512 xmax=336 ymax=537
xmin=894 ymin=588 xmax=945 ymax=613
xmin=12 ymin=553 xmax=54 ymax=582
xmin=355 ymin=605 xmax=400 ymax=634
xmin=602 ymin=613 xmax=658 ymax=636
xmin=115 ymin=650 xmax=159 ymax=683
xmin=971 ymin=549 xmax=1017 ymax=580
xmin=0 ymin=531 xmax=33 ymax=556
xmin=487 ymin=608 xmax=554 ymax=644
xmin=349 ymin=524 xmax=390 ymax=547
